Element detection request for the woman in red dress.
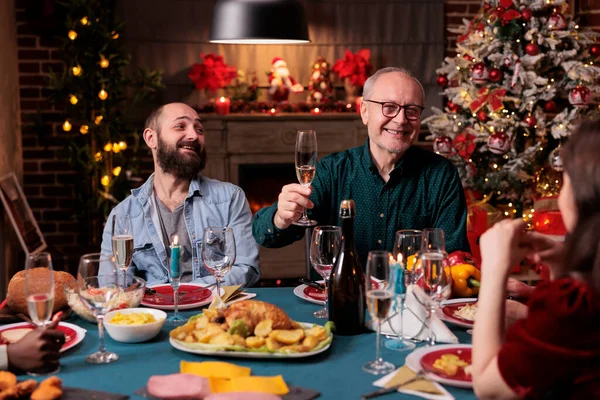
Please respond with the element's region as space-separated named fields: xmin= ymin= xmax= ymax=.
xmin=472 ymin=120 xmax=600 ymax=399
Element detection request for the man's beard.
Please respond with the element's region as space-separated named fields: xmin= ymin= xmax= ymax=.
xmin=156 ymin=136 xmax=206 ymax=180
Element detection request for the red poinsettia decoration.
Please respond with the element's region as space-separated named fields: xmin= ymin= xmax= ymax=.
xmin=454 ymin=132 xmax=477 ymax=160
xmin=188 ymin=53 xmax=237 ymax=93
xmin=332 ymin=49 xmax=373 ymax=87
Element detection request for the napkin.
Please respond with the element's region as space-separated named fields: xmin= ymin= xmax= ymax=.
xmin=209 ymin=286 xmax=257 ymax=309
xmin=373 ymin=366 xmax=454 ymax=400
xmin=376 ymin=286 xmax=458 ymax=344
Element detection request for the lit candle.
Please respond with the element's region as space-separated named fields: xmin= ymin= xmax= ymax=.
xmin=170 ymin=235 xmax=181 ymax=279
xmin=269 ymin=107 xmax=277 ymax=115
xmin=215 ymin=97 xmax=231 ymax=115
xmin=311 ymin=107 xmax=322 ymax=115
xmin=355 ymin=96 xmax=363 ymax=115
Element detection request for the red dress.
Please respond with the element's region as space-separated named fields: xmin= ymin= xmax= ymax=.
xmin=497 ymin=277 xmax=600 ymax=399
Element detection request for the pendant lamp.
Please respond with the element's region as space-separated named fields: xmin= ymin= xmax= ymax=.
xmin=209 ymin=0 xmax=310 ymax=44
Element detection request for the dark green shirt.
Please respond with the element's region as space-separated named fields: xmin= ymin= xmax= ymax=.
xmin=252 ymin=139 xmax=470 ymax=269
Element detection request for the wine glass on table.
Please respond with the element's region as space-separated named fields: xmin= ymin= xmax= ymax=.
xmin=24 ymin=252 xmax=59 ymax=375
xmin=309 ymin=225 xmax=342 ymax=318
xmin=416 ymin=251 xmax=453 ymax=346
xmin=202 ymin=227 xmax=236 ymax=309
xmin=384 ymin=230 xmax=422 ymax=351
xmin=111 ymin=214 xmax=134 ymax=289
xmin=77 ymin=253 xmax=120 ymax=364
xmin=166 ymin=234 xmax=186 ymax=325
xmin=422 ymin=228 xmax=445 ymax=252
xmin=293 ymin=129 xmax=317 ymax=227
xmin=363 ymin=251 xmax=395 ymax=375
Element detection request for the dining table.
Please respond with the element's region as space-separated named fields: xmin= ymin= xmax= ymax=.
xmin=49 ymin=287 xmax=478 ymax=399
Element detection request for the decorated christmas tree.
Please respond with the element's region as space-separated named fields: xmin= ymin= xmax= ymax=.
xmin=424 ymin=0 xmax=600 ymax=220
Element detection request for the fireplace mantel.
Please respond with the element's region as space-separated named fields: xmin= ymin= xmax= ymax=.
xmin=200 ymin=113 xmax=368 ymax=281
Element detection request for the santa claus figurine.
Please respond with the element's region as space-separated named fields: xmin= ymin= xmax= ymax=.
xmin=268 ymin=57 xmax=304 ymax=102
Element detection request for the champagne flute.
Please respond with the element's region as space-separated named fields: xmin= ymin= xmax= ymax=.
xmin=166 ymin=234 xmax=185 ymax=325
xmin=309 ymin=225 xmax=342 ymax=318
xmin=384 ymin=230 xmax=421 ymax=351
xmin=363 ymin=251 xmax=395 ymax=375
xmin=202 ymin=227 xmax=236 ymax=309
xmin=24 ymin=252 xmax=59 ymax=375
xmin=422 ymin=228 xmax=446 ymax=252
xmin=293 ymin=129 xmax=317 ymax=226
xmin=111 ymin=214 xmax=134 ymax=289
xmin=416 ymin=251 xmax=453 ymax=346
xmin=77 ymin=253 xmax=120 ymax=364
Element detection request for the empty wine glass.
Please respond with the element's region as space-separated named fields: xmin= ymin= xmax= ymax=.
xmin=385 ymin=230 xmax=422 ymax=352
xmin=202 ymin=227 xmax=236 ymax=309
xmin=77 ymin=253 xmax=120 ymax=364
xmin=363 ymin=251 xmax=395 ymax=375
xmin=422 ymin=228 xmax=445 ymax=252
xmin=416 ymin=251 xmax=453 ymax=346
xmin=293 ymin=129 xmax=317 ymax=226
xmin=111 ymin=214 xmax=134 ymax=289
xmin=310 ymin=225 xmax=342 ymax=318
xmin=24 ymin=252 xmax=59 ymax=375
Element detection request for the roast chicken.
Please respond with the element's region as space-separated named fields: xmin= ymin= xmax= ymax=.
xmin=221 ymin=300 xmax=292 ymax=331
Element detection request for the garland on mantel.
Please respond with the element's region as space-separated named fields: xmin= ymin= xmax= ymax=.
xmin=196 ymin=99 xmax=360 ymax=114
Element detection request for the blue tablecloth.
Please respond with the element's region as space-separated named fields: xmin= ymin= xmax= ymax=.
xmin=51 ymin=288 xmax=477 ymax=399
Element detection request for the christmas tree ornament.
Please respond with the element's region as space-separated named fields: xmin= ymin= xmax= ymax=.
xmin=471 ymin=62 xmax=490 ymax=83
xmin=547 ymin=12 xmax=567 ymax=31
xmin=544 ymin=100 xmax=557 ymax=112
xmin=433 ymin=135 xmax=454 ymax=157
xmin=591 ymin=44 xmax=600 ymax=58
xmin=525 ymin=42 xmax=540 ymax=56
xmin=510 ymin=60 xmax=521 ymax=88
xmin=484 ymin=3 xmax=491 ymax=12
xmin=447 ymin=101 xmax=459 ymax=113
xmin=568 ymin=85 xmax=592 ymax=107
xmin=307 ymin=57 xmax=334 ymax=103
xmin=489 ymin=68 xmax=503 ymax=82
xmin=477 ymin=109 xmax=488 ymax=122
xmin=463 ymin=54 xmax=474 ymax=62
xmin=487 ymin=131 xmax=510 ymax=154
xmin=437 ymin=75 xmax=449 ymax=87
xmin=68 ymin=30 xmax=77 ymax=40
xmin=454 ymin=132 xmax=476 ymax=160
xmin=524 ymin=114 xmax=537 ymax=128
xmin=548 ymin=146 xmax=563 ymax=171
xmin=268 ymin=57 xmax=304 ymax=102
xmin=521 ymin=7 xmax=533 ymax=21
xmin=80 ymin=125 xmax=89 ymax=134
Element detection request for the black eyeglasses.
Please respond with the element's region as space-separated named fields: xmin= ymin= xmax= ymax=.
xmin=364 ymin=100 xmax=424 ymax=120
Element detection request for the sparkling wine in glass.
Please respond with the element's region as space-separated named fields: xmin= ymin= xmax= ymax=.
xmin=310 ymin=225 xmax=342 ymax=318
xmin=363 ymin=251 xmax=395 ymax=375
xmin=202 ymin=227 xmax=236 ymax=309
xmin=24 ymin=252 xmax=59 ymax=375
xmin=416 ymin=251 xmax=452 ymax=346
xmin=293 ymin=129 xmax=317 ymax=227
xmin=111 ymin=214 xmax=134 ymax=289
xmin=166 ymin=234 xmax=185 ymax=325
xmin=385 ymin=230 xmax=422 ymax=352
xmin=77 ymin=253 xmax=120 ymax=364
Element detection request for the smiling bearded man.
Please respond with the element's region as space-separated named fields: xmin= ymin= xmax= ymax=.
xmin=100 ymin=102 xmax=260 ymax=287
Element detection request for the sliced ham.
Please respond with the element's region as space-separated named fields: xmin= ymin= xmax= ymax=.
xmin=146 ymin=374 xmax=210 ymax=399
xmin=205 ymin=394 xmax=281 ymax=400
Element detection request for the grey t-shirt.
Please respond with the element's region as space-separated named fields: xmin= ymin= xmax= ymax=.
xmin=155 ymin=199 xmax=193 ymax=282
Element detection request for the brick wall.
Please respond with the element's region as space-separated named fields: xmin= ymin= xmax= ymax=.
xmin=13 ymin=0 xmax=600 ymax=273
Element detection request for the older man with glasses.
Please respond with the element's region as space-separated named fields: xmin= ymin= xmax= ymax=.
xmin=252 ymin=67 xmax=470 ymax=269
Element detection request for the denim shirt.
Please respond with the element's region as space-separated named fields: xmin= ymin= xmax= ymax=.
xmin=100 ymin=174 xmax=261 ymax=287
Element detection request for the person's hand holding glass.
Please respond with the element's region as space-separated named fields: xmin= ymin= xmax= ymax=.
xmin=201 ymin=227 xmax=236 ymax=309
xmin=111 ymin=214 xmax=134 ymax=289
xmin=363 ymin=251 xmax=395 ymax=375
xmin=77 ymin=253 xmax=120 ymax=364
xmin=293 ymin=129 xmax=317 ymax=226
xmin=309 ymin=225 xmax=342 ymax=318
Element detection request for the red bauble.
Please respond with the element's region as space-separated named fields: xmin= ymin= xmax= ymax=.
xmin=525 ymin=42 xmax=540 ymax=56
xmin=487 ymin=131 xmax=511 ymax=155
xmin=471 ymin=62 xmax=490 ymax=83
xmin=489 ymin=68 xmax=503 ymax=82
xmin=544 ymin=100 xmax=557 ymax=112
xmin=521 ymin=7 xmax=533 ymax=21
xmin=524 ymin=114 xmax=537 ymax=128
xmin=547 ymin=12 xmax=567 ymax=31
xmin=447 ymin=101 xmax=459 ymax=113
xmin=484 ymin=3 xmax=491 ymax=11
xmin=437 ymin=75 xmax=449 ymax=87
xmin=433 ymin=135 xmax=454 ymax=157
xmin=477 ymin=109 xmax=488 ymax=122
xmin=590 ymin=44 xmax=600 ymax=58
xmin=463 ymin=54 xmax=474 ymax=62
xmin=568 ymin=85 xmax=592 ymax=107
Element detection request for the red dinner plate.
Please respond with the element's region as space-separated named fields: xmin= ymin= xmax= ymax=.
xmin=420 ymin=347 xmax=472 ymax=383
xmin=0 ymin=322 xmax=84 ymax=352
xmin=303 ymin=286 xmax=326 ymax=302
xmin=141 ymin=284 xmax=213 ymax=310
xmin=441 ymin=300 xmax=476 ymax=327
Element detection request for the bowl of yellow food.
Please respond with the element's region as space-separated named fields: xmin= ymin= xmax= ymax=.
xmin=104 ymin=307 xmax=166 ymax=343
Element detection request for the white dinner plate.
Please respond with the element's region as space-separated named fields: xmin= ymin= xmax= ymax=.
xmin=437 ymin=298 xmax=477 ymax=329
xmin=406 ymin=344 xmax=473 ymax=389
xmin=170 ymin=322 xmax=332 ymax=359
xmin=0 ymin=321 xmax=86 ymax=353
xmin=293 ymin=281 xmax=326 ymax=306
xmin=141 ymin=283 xmax=224 ymax=310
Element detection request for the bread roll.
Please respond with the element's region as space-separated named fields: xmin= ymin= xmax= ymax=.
xmin=6 ymin=269 xmax=74 ymax=315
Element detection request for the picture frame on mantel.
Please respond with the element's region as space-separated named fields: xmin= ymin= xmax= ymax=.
xmin=0 ymin=172 xmax=46 ymax=256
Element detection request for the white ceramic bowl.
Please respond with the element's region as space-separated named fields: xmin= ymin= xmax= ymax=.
xmin=104 ymin=307 xmax=166 ymax=343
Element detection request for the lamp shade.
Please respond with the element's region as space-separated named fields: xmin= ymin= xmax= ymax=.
xmin=209 ymin=0 xmax=310 ymax=44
